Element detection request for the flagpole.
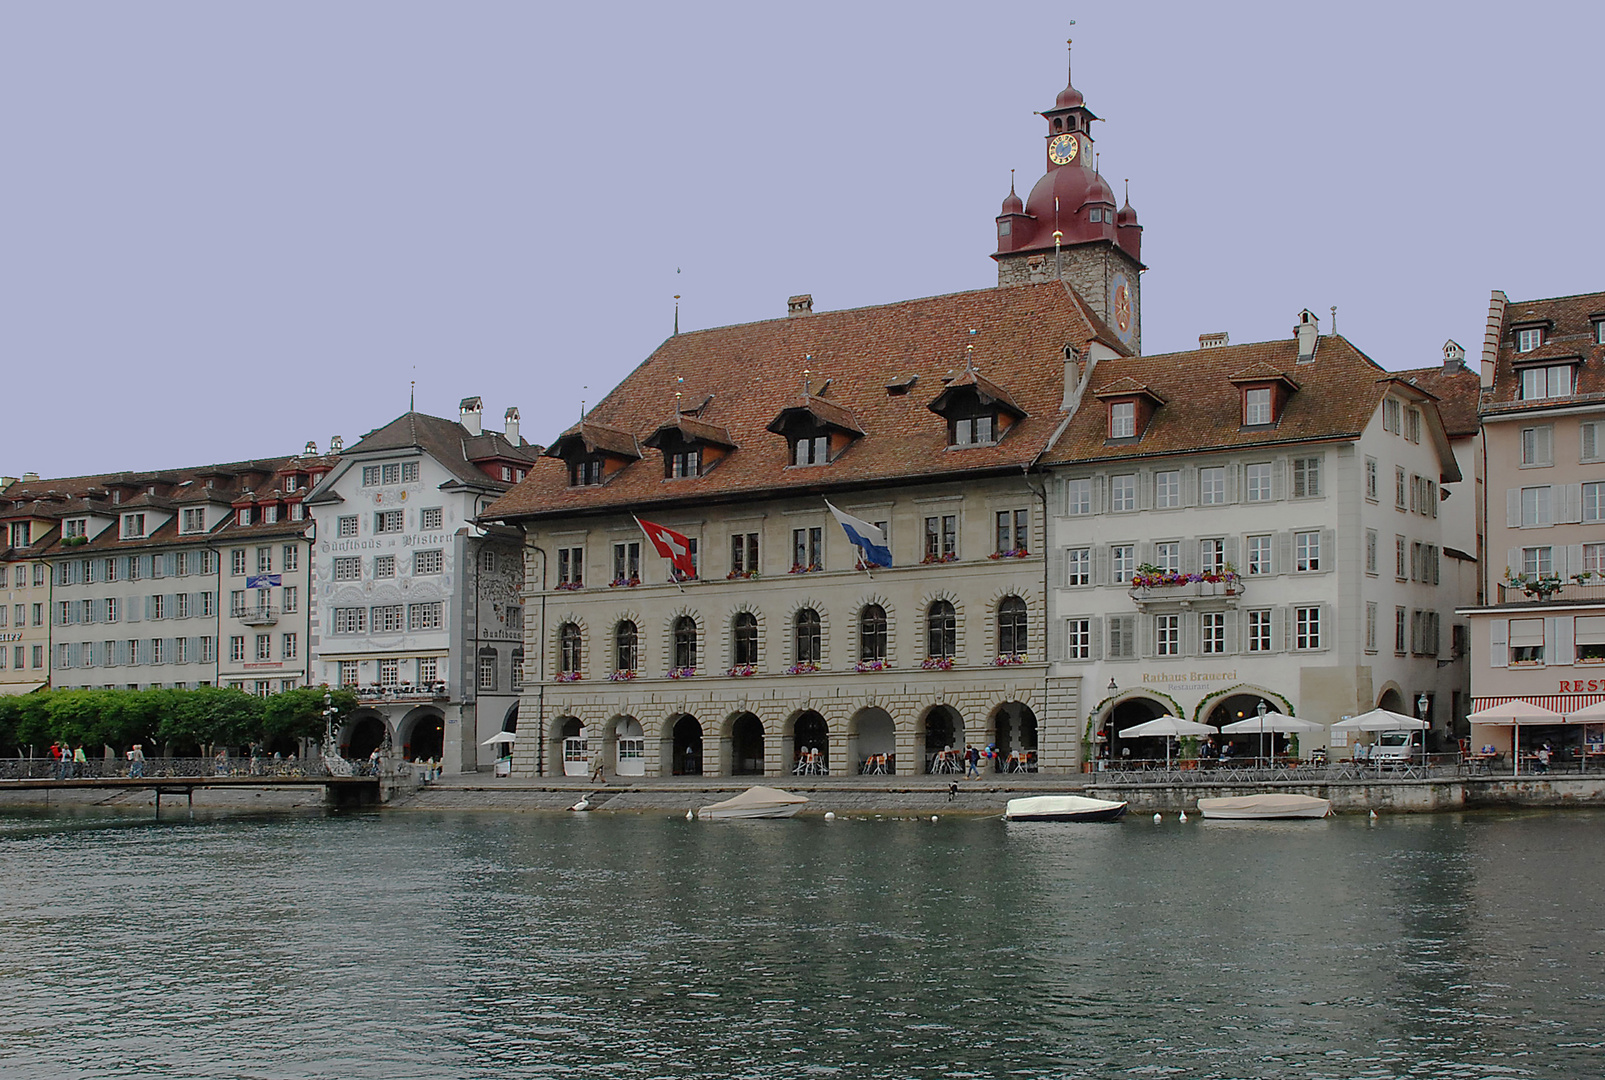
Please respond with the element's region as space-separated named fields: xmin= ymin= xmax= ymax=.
xmin=634 ymin=515 xmax=686 ymax=593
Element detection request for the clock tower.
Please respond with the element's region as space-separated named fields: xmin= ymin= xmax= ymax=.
xmin=993 ymin=40 xmax=1145 ymax=354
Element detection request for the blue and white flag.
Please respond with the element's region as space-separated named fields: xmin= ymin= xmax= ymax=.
xmin=246 ymin=574 xmax=282 ymax=589
xmin=826 ymin=500 xmax=891 ymax=568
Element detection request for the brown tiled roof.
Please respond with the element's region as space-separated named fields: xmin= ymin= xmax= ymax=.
xmin=1091 ymin=376 xmax=1165 ymax=405
xmin=545 ymin=421 xmax=642 ymax=460
xmin=642 ymin=416 xmax=737 ymax=449
xmin=1394 ymin=364 xmax=1481 ymax=436
xmin=1483 ymin=289 xmax=1605 ymax=416
xmin=485 ymin=281 xmax=1109 ymax=521
xmin=930 ymin=369 xmax=1027 ymax=417
xmin=334 ymin=412 xmax=536 ymax=494
xmin=1042 ymin=335 xmax=1442 ymax=465
xmin=765 ymin=395 xmax=866 ymax=436
xmin=1227 ymin=362 xmax=1300 ymax=390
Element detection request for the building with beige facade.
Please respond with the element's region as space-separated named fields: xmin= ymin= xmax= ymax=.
xmin=1461 ymin=288 xmax=1605 ymax=763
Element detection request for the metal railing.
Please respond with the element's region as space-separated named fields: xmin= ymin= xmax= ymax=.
xmin=0 ymin=756 xmax=341 ymax=781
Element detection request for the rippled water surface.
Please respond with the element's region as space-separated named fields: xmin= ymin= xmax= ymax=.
xmin=2 ymin=806 xmax=1603 ymax=1079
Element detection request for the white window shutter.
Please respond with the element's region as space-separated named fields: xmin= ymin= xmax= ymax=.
xmin=1139 ymin=615 xmax=1154 ymax=658
xmin=1182 ymin=612 xmax=1199 ymax=657
xmin=1275 ymin=532 xmax=1293 ymax=575
xmin=1569 ymin=544 xmax=1585 ymax=578
xmin=1091 ymin=475 xmax=1105 ymax=515
xmin=1183 ymin=468 xmax=1199 ymax=507
xmin=1137 ymin=540 xmax=1153 ymax=567
xmin=1507 ymin=488 xmax=1522 ymax=528
xmin=1563 ymin=484 xmax=1583 ymax=524
xmin=1138 ymin=471 xmax=1154 ymax=511
xmin=1271 ymin=457 xmax=1288 ymax=501
xmin=1490 ymin=619 xmax=1508 ymax=667
xmin=1507 ymin=548 xmax=1523 ymax=578
xmin=1181 ymin=543 xmax=1199 ymax=574
xmin=1093 ymin=547 xmax=1108 ymax=585
xmin=1225 ymin=463 xmax=1240 ymax=503
xmin=1089 ymin=616 xmax=1104 ymax=661
xmin=1320 ymin=529 xmax=1336 ymax=571
xmin=1537 ymin=426 xmax=1553 ymax=464
xmin=1583 ymin=422 xmax=1598 ymax=461
xmin=1552 ymin=616 xmax=1574 ymax=665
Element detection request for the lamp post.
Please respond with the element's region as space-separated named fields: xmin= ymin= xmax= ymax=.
xmin=1417 ymin=692 xmax=1430 ymax=770
xmin=323 ymin=690 xmax=338 ymax=760
xmin=1256 ymin=699 xmax=1269 ymax=766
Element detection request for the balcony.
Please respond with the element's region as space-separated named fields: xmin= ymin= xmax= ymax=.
xmin=238 ymin=606 xmax=279 ymax=626
xmin=1128 ymin=577 xmax=1242 ymax=610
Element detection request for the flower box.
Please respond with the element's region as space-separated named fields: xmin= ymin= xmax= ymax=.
xmin=786 ymin=660 xmax=820 ymax=675
xmin=726 ymin=570 xmax=760 ymax=581
xmin=668 ymin=666 xmax=697 ymax=679
xmin=921 ymin=553 xmax=959 ymax=565
xmin=921 ymin=656 xmax=955 ymax=671
xmin=554 ymin=671 xmax=583 ymax=683
xmin=607 ymin=669 xmax=637 ymax=682
xmin=608 ymin=577 xmax=641 ymax=588
xmin=992 ymin=653 xmax=1026 ymax=667
xmin=788 ymin=563 xmax=822 ymax=575
xmin=854 ymin=659 xmax=892 ymax=673
xmin=987 ymin=548 xmax=1029 ymax=559
xmin=726 ymin=665 xmax=756 ymax=677
xmin=554 ymin=580 xmax=584 ymax=591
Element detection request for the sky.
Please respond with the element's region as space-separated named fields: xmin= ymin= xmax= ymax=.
xmin=4 ymin=1 xmax=1602 ymax=480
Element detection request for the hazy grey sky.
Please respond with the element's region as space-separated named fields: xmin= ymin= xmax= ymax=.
xmin=5 ymin=1 xmax=1601 ymax=480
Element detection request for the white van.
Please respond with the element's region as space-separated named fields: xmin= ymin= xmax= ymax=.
xmin=1368 ymin=729 xmax=1424 ymax=766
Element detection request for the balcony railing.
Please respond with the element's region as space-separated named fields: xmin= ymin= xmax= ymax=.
xmin=238 ymin=606 xmax=279 ymax=626
xmin=1128 ymin=579 xmax=1242 ymax=608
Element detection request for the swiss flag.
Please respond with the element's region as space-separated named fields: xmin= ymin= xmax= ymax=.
xmin=637 ymin=518 xmax=696 ymax=577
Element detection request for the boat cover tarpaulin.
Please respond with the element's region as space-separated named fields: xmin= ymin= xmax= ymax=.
xmin=698 ymin=786 xmax=809 ymax=818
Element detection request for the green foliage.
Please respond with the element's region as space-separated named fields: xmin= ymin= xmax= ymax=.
xmin=263 ymin=687 xmax=356 ymax=744
xmin=0 ymin=686 xmax=298 ymax=755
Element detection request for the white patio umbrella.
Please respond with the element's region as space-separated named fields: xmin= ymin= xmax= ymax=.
xmin=1218 ymin=712 xmax=1324 ymax=764
xmin=1465 ymin=700 xmax=1563 ymax=776
xmin=1331 ymin=708 xmax=1427 ymax=732
xmin=1118 ymin=716 xmax=1216 ymax=770
xmin=481 ymin=731 xmax=518 ymax=746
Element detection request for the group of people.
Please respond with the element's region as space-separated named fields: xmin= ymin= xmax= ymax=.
xmin=47 ymin=742 xmax=88 ymax=779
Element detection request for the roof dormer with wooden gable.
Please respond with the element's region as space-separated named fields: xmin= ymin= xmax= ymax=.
xmin=643 ymin=415 xmax=736 ymax=479
xmin=1091 ymin=376 xmax=1165 ymax=443
xmin=767 ymin=390 xmax=864 ymax=467
xmin=926 ymin=367 xmax=1027 ymax=449
xmin=1227 ymin=363 xmax=1301 ymax=428
xmin=545 ymin=421 xmax=643 ymax=487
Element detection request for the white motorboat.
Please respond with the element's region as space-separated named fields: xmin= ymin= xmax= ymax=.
xmin=697 ymin=786 xmax=809 ymax=820
xmin=1195 ymin=793 xmax=1332 ymax=820
xmin=1003 ymin=794 xmax=1128 ymax=822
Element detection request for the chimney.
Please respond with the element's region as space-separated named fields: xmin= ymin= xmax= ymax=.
xmin=1442 ymin=339 xmax=1466 ymax=372
xmin=1198 ymin=332 xmax=1229 ymax=349
xmin=1480 ymin=289 xmax=1507 ymax=388
xmin=459 ymin=396 xmax=484 ymax=436
xmin=1061 ymin=344 xmax=1080 ymax=410
xmin=787 ymin=294 xmax=814 ymax=317
xmin=504 ymin=406 xmax=521 ymax=447
xmin=22 ymin=472 xmax=40 ymax=483
xmin=330 ymin=435 xmax=344 ymax=453
xmin=1294 ymin=309 xmax=1319 ymax=362
xmin=304 ymin=439 xmax=318 ymax=456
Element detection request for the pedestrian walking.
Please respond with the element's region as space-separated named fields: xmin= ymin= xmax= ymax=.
xmin=72 ymin=745 xmax=88 ymax=778
xmin=965 ymin=744 xmax=980 ymax=778
xmin=128 ymin=744 xmax=146 ymax=779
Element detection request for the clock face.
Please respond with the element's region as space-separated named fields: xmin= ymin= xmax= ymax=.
xmin=1048 ymin=133 xmax=1079 ymax=165
xmin=1111 ymin=272 xmax=1134 ymax=343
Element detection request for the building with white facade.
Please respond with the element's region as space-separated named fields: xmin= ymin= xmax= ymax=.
xmin=304 ymin=401 xmax=537 ymax=773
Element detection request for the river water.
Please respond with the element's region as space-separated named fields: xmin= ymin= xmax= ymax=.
xmin=2 ymin=806 xmax=1601 ymax=1080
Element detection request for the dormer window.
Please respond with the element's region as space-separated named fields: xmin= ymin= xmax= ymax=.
xmin=1594 ymin=320 xmax=1605 ymax=346
xmin=236 ymin=507 xmax=253 ymax=526
xmin=1244 ymin=388 xmax=1272 ymax=426
xmin=181 ymin=508 xmax=205 ymax=533
xmin=1109 ymin=401 xmax=1135 ymax=438
xmin=770 ymin=398 xmax=863 ymax=463
xmin=9 ymin=522 xmax=31 ymax=547
xmin=793 ymin=433 xmax=830 ymax=466
xmin=570 ymin=457 xmax=604 ymax=486
xmin=263 ymin=505 xmax=279 ymax=524
xmin=667 ymin=448 xmax=702 ymax=479
xmin=284 ymin=476 xmax=300 ymax=492
xmin=927 ymin=370 xmax=1024 ymax=450
xmin=63 ymin=518 xmax=87 ymax=539
xmin=120 ymin=513 xmax=145 ymax=539
xmin=1520 ymin=364 xmax=1574 ymax=400
xmin=1517 ymin=327 xmax=1543 ymax=353
xmin=644 ymin=417 xmax=733 ymax=481
xmin=951 ymin=413 xmax=997 ymax=446
xmin=547 ymin=421 xmax=642 ymax=488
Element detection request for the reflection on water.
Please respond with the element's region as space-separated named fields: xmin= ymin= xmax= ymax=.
xmin=1 ymin=807 xmax=1602 ymax=1079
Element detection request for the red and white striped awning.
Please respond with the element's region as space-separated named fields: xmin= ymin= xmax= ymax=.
xmin=1471 ymin=694 xmax=1605 ymax=716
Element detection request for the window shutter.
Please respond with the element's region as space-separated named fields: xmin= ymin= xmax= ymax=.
xmin=128 ymin=601 xmax=141 ymax=624
xmin=1225 ymin=609 xmax=1240 ymax=655
xmin=1225 ymin=535 xmax=1240 ymax=568
xmin=1182 ymin=468 xmax=1199 ymax=507
xmin=1275 ymin=532 xmax=1293 ymax=575
xmin=1320 ymin=529 xmax=1336 ymax=571
xmin=1490 ymin=619 xmax=1508 ymax=667
xmin=1138 ymin=471 xmax=1154 ymax=510
xmin=1137 ymin=540 xmax=1153 ymax=567
xmin=1568 ymin=544 xmax=1585 ymax=579
xmin=1506 ymin=488 xmax=1522 ymax=528
xmin=1551 ymin=616 xmax=1574 ymax=665
xmin=1272 ymin=607 xmax=1288 ymax=652
xmin=1506 ymin=548 xmax=1523 ymax=578
xmin=1090 ymin=475 xmax=1105 ymax=515
xmin=1181 ymin=612 xmax=1199 ymax=657
xmin=1271 ymin=457 xmax=1288 ymax=501
xmin=1092 ymin=547 xmax=1108 ymax=585
xmin=1562 ymin=484 xmax=1583 ymax=524
xmin=1536 ymin=426 xmax=1553 ymax=464
xmin=1139 ymin=614 xmax=1154 ymax=658
xmin=1320 ymin=604 xmax=1332 ymax=651
xmin=1088 ymin=616 xmax=1104 ymax=661
xmin=1583 ymin=422 xmax=1598 ymax=461
xmin=1224 ymin=463 xmax=1240 ymax=504
xmin=1181 ymin=543 xmax=1199 ymax=575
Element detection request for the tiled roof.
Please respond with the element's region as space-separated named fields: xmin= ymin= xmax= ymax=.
xmin=1041 ymin=335 xmax=1443 ymax=465
xmin=1394 ymin=364 xmax=1481 ymax=436
xmin=340 ymin=412 xmax=540 ymax=492
xmin=1483 ymin=289 xmax=1605 ymax=415
xmin=485 ymin=281 xmax=1111 ymax=521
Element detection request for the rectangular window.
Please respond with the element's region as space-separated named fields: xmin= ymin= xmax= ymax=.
xmin=1520 ymin=365 xmax=1573 ymax=400
xmin=401 ymin=461 xmax=418 ymax=483
xmin=231 ymin=549 xmax=247 ymax=576
xmin=1365 ymin=529 xmax=1378 ymax=574
xmin=1582 ymin=422 xmax=1602 ymax=463
xmin=181 ymin=508 xmax=205 ymax=533
xmin=418 ymin=657 xmax=438 ymax=684
xmin=1247 ymin=534 xmax=1272 ymax=576
xmin=1395 ymin=607 xmax=1407 ymax=654
xmin=1522 ymin=546 xmax=1554 ymax=576
xmin=1509 ymin=617 xmax=1545 ymax=664
xmin=416 ymin=507 xmax=442 ymax=531
xmin=1110 ymin=474 xmax=1136 ymax=512
xmin=794 ymin=526 xmax=826 ymax=570
xmin=1521 ymin=425 xmax=1554 ymax=466
xmin=230 ymin=590 xmax=246 ymax=616
xmin=374 ymin=555 xmax=396 ymax=578
xmin=730 ymin=533 xmax=759 ymax=576
xmin=256 ymin=547 xmax=272 ymax=574
xmin=337 ymin=515 xmax=359 ymax=538
xmin=613 ymin=542 xmax=641 ymax=583
xmin=1584 ymin=543 xmax=1605 ymax=574
xmin=375 ymin=511 xmax=403 ymax=534
xmin=1066 ymin=478 xmax=1092 ymax=515
xmin=995 ymin=509 xmax=1029 ymax=554
xmin=1517 ymin=327 xmax=1543 ymax=352
xmin=950 ymin=414 xmax=995 ymax=446
xmin=1111 ymin=544 xmax=1135 ymax=584
xmin=376 ymin=657 xmax=399 ymax=687
xmin=792 ymin=435 xmax=829 ymax=466
xmin=1405 ymin=408 xmax=1421 ymax=444
xmin=413 ymin=549 xmax=443 ymax=575
xmin=382 ymin=463 xmax=402 ymax=485
xmin=362 ymin=465 xmax=382 ymax=486
xmin=149 ymin=638 xmax=166 ymax=664
xmin=1201 ymin=611 xmax=1225 ymax=655
xmin=282 ymin=633 xmax=298 ymax=660
xmin=1155 ymin=614 xmax=1180 ymax=656
xmin=255 ymin=634 xmax=271 ymax=661
xmin=479 ymin=652 xmax=497 ymax=692
xmin=174 ymin=637 xmax=188 ymax=664
xmin=1245 ymin=463 xmax=1272 ymax=502
xmin=1295 ymin=531 xmax=1321 ymax=572
xmin=1109 ymin=401 xmax=1135 ymax=438
xmin=151 ymin=594 xmax=165 ymax=619
xmin=1200 ymin=466 xmax=1225 ymax=505
xmin=1107 ymin=615 xmax=1135 ymax=659
xmin=408 ymin=602 xmax=443 ymax=630
xmin=333 ymin=608 xmax=366 ymax=634
xmin=1365 ymin=602 xmax=1378 ymax=652
xmin=1066 ymin=547 xmax=1090 ymax=586
xmin=121 ymin=513 xmax=145 ymax=539
xmin=1396 ymin=536 xmax=1407 ymax=579
xmin=1396 ymin=467 xmax=1407 ymax=509
xmin=1365 ymin=457 xmax=1378 ymax=501
xmin=1292 ymin=457 xmax=1322 ymax=498
xmin=1154 ymin=541 xmax=1180 ymax=573
xmin=1066 ymin=618 xmax=1091 ymax=660
xmin=282 ymin=546 xmax=299 ymax=572
xmin=337 ymin=660 xmax=359 ymax=687
xmin=236 ymin=507 xmax=253 ymax=527
xmin=1576 ymin=615 xmax=1605 ymax=662
xmin=558 ymin=546 xmax=585 ymax=585
xmin=1149 ymin=471 xmax=1179 ymax=509
xmin=282 ymin=587 xmax=297 ymax=613
xmin=1383 ymin=397 xmax=1402 ymax=433
xmin=229 ymin=636 xmax=245 ymax=662
xmin=922 ymin=517 xmax=956 ymax=562
xmin=201 ymin=591 xmax=215 ymax=617
xmin=1198 ymin=538 xmax=1225 ymax=574
xmin=1520 ymin=486 xmax=1554 ymax=527
xmin=1244 ymin=387 xmax=1271 ymax=425
xmin=263 ymin=505 xmax=278 ymax=524
xmin=371 ymin=605 xmax=404 ymax=633
xmin=198 ymin=636 xmax=213 ymax=663
xmin=1295 ymin=606 xmax=1321 ymax=650
xmin=1247 ymin=609 xmax=1271 ymax=652
xmin=1583 ymin=482 xmax=1604 ymax=524
xmin=669 ymin=448 xmax=701 ymax=478
xmin=32 ymin=603 xmax=43 ymax=627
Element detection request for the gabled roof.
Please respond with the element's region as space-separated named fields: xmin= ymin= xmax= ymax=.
xmin=543 ymin=421 xmax=642 ymax=461
xmin=766 ymin=396 xmax=866 ymax=437
xmin=1393 ymin=364 xmax=1481 ymax=437
xmin=1043 ymin=335 xmax=1459 ymax=482
xmin=1091 ymin=376 xmax=1166 ymax=406
xmin=927 ymin=369 xmax=1027 ymax=418
xmin=643 ymin=416 xmax=737 ymax=450
xmin=485 ymin=281 xmax=1111 ymax=521
xmin=1483 ymin=289 xmax=1605 ymax=416
xmin=333 ymin=411 xmax=538 ymax=493
xmin=1227 ymin=362 xmax=1301 ymax=392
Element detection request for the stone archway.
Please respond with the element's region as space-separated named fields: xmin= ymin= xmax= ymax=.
xmin=922 ymin=705 xmax=964 ymax=773
xmin=613 ymin=716 xmax=646 ymax=777
xmin=730 ymin=712 xmax=765 ymax=775
xmin=792 ymin=710 xmax=829 ymax=774
xmin=670 ymin=714 xmax=704 ymax=776
xmin=343 ymin=710 xmax=388 ymax=760
xmin=553 ymin=715 xmax=585 ymax=776
xmin=1102 ymin=695 xmax=1168 ymax=767
xmin=1378 ymin=686 xmax=1406 ymax=713
xmin=991 ymin=701 xmax=1038 ymax=772
xmin=1207 ymin=691 xmax=1283 ymax=761
xmin=849 ymin=707 xmax=897 ymax=775
xmin=399 ymin=707 xmax=445 ymax=762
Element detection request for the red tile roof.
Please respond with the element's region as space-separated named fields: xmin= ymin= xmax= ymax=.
xmin=487 ymin=282 xmax=1111 ymax=520
xmin=1483 ymin=289 xmax=1605 ymax=416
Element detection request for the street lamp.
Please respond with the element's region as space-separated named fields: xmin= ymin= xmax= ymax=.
xmin=323 ymin=690 xmax=338 ymax=757
xmin=1417 ymin=692 xmax=1430 ymax=769
xmin=1108 ymin=677 xmax=1118 ymax=693
xmin=1256 ymin=700 xmax=1269 ymax=765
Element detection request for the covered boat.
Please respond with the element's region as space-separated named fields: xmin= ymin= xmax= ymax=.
xmin=1195 ymin=793 xmax=1332 ymax=820
xmin=1003 ymin=794 xmax=1128 ymax=822
xmin=696 ymin=786 xmax=809 ymax=820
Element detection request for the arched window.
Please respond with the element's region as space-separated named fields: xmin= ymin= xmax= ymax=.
xmin=559 ymin=623 xmax=582 ymax=674
xmin=795 ymin=608 xmax=821 ymax=663
xmin=859 ymin=604 xmax=887 ymax=661
xmin=673 ymin=615 xmax=698 ymax=670
xmin=732 ymin=612 xmax=758 ymax=666
xmin=997 ymin=596 xmax=1028 ymax=657
xmin=614 ymin=620 xmax=638 ymax=673
xmin=927 ymin=600 xmax=956 ymax=659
